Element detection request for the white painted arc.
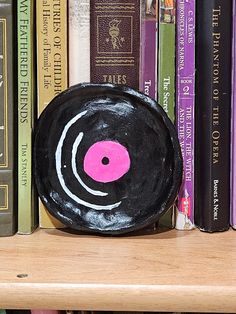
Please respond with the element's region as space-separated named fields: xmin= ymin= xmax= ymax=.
xmin=55 ymin=110 xmax=121 ymax=211
xmin=71 ymin=132 xmax=108 ymax=196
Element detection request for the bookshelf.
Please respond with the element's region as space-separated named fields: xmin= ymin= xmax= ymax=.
xmin=0 ymin=228 xmax=235 ymax=312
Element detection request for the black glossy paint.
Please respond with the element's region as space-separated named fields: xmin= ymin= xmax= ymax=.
xmin=34 ymin=83 xmax=183 ymax=235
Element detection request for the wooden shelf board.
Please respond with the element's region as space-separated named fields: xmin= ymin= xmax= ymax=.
xmin=0 ymin=228 xmax=235 ymax=312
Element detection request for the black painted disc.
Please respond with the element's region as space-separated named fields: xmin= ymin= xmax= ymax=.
xmin=34 ymin=83 xmax=182 ymax=234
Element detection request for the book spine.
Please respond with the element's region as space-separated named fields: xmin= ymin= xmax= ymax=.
xmin=90 ymin=0 xmax=140 ymax=89
xmin=231 ymin=0 xmax=236 ymax=229
xmin=195 ymin=0 xmax=232 ymax=232
xmin=158 ymin=0 xmax=176 ymax=122
xmin=0 ymin=0 xmax=16 ymax=236
xmin=139 ymin=0 xmax=157 ymax=100
xmin=37 ymin=0 xmax=68 ymax=228
xmin=175 ymin=0 xmax=195 ymax=230
xmin=69 ymin=0 xmax=90 ymax=86
xmin=17 ymin=0 xmax=38 ymax=234
xmin=156 ymin=0 xmax=176 ymax=229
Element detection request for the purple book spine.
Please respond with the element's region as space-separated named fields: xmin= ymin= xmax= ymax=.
xmin=231 ymin=1 xmax=236 ymax=229
xmin=140 ymin=1 xmax=157 ymax=100
xmin=175 ymin=0 xmax=195 ymax=230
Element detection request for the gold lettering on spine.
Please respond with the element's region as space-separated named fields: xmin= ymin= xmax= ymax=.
xmin=41 ymin=0 xmax=64 ymax=95
xmin=211 ymin=6 xmax=221 ymax=221
xmin=19 ymin=0 xmax=30 ymax=125
xmin=211 ymin=6 xmax=221 ymax=166
xmin=102 ymin=74 xmax=127 ymax=84
xmin=53 ymin=0 xmax=62 ymax=95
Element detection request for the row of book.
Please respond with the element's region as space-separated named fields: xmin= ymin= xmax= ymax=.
xmin=1 ymin=311 xmax=227 ymax=314
xmin=0 ymin=0 xmax=235 ymax=236
xmin=1 ymin=311 xmax=190 ymax=314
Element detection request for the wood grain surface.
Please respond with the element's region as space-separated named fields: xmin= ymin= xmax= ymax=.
xmin=0 ymin=228 xmax=235 ymax=312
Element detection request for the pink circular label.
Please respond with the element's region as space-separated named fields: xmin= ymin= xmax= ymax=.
xmin=83 ymin=141 xmax=130 ymax=183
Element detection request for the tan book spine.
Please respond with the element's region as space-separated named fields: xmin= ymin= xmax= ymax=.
xmin=69 ymin=0 xmax=90 ymax=86
xmin=36 ymin=0 xmax=68 ymax=228
xmin=18 ymin=0 xmax=38 ymax=234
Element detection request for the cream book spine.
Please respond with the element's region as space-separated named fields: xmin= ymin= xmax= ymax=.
xmin=36 ymin=0 xmax=68 ymax=228
xmin=69 ymin=0 xmax=90 ymax=86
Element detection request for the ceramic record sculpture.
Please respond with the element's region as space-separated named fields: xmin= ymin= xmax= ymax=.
xmin=34 ymin=83 xmax=182 ymax=234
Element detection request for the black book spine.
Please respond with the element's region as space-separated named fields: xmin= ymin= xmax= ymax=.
xmin=0 ymin=0 xmax=16 ymax=236
xmin=195 ymin=0 xmax=232 ymax=232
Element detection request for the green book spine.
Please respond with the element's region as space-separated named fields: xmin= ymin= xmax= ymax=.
xmin=0 ymin=0 xmax=16 ymax=236
xmin=0 ymin=310 xmax=6 ymax=314
xmin=17 ymin=0 xmax=38 ymax=234
xmin=158 ymin=0 xmax=176 ymax=121
xmin=158 ymin=0 xmax=176 ymax=228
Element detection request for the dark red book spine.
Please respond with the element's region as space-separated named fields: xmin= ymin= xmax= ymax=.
xmin=90 ymin=0 xmax=140 ymax=89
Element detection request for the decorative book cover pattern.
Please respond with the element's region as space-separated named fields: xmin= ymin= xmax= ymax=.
xmin=0 ymin=19 xmax=7 ymax=169
xmin=0 ymin=0 xmax=16 ymax=236
xmin=0 ymin=185 xmax=8 ymax=210
xmin=90 ymin=0 xmax=140 ymax=89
